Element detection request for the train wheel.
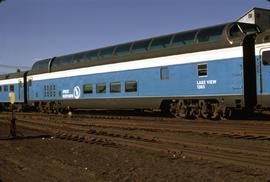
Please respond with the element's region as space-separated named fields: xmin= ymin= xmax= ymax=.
xmin=211 ymin=103 xmax=226 ymax=120
xmin=224 ymin=108 xmax=233 ymax=119
xmin=168 ymin=101 xmax=188 ymax=118
xmin=169 ymin=101 xmax=180 ymax=118
xmin=197 ymin=101 xmax=209 ymax=119
xmin=178 ymin=103 xmax=188 ymax=118
xmin=169 ymin=101 xmax=197 ymax=119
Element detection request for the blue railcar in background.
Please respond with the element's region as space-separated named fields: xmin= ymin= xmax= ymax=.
xmin=0 ymin=72 xmax=25 ymax=110
xmin=255 ymin=30 xmax=270 ymax=108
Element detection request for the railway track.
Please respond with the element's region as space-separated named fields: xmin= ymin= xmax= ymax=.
xmin=1 ymin=112 xmax=270 ymax=144
xmin=1 ymin=111 xmax=270 ymax=133
xmin=0 ymin=112 xmax=270 ymax=171
xmin=1 ymin=112 xmax=270 ymax=143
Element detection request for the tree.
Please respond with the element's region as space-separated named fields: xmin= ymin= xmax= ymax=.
xmin=0 ymin=0 xmax=5 ymax=4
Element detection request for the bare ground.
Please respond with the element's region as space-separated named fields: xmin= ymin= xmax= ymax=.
xmin=0 ymin=122 xmax=270 ymax=182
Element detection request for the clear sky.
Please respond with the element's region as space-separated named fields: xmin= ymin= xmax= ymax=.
xmin=0 ymin=0 xmax=270 ymax=74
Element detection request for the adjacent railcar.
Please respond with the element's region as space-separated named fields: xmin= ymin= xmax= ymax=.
xmin=255 ymin=30 xmax=270 ymax=108
xmin=26 ymin=22 xmax=263 ymax=117
xmin=0 ymin=72 xmax=26 ymax=110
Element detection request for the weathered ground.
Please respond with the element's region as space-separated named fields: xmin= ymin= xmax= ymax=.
xmin=0 ymin=122 xmax=269 ymax=182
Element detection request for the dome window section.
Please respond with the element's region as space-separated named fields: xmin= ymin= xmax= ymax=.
xmin=150 ymin=35 xmax=172 ymax=51
xmin=99 ymin=47 xmax=115 ymax=59
xmin=72 ymin=53 xmax=87 ymax=64
xmin=238 ymin=23 xmax=260 ymax=35
xmin=52 ymin=55 xmax=74 ymax=69
xmin=229 ymin=24 xmax=242 ymax=38
xmin=31 ymin=59 xmax=51 ymax=72
xmin=171 ymin=31 xmax=196 ymax=47
xmin=132 ymin=40 xmax=151 ymax=54
xmin=85 ymin=50 xmax=100 ymax=61
xmin=197 ymin=25 xmax=225 ymax=43
xmin=115 ymin=43 xmax=132 ymax=56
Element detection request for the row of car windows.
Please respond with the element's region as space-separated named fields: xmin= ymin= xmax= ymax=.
xmin=0 ymin=80 xmax=23 ymax=93
xmin=83 ymin=80 xmax=137 ymax=94
xmin=0 ymin=85 xmax=14 ymax=92
xmin=0 ymin=64 xmax=205 ymax=94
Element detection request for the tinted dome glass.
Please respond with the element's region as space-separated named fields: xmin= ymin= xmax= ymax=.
xmin=239 ymin=23 xmax=260 ymax=35
xmin=197 ymin=25 xmax=225 ymax=43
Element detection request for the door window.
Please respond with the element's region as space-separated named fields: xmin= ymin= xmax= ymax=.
xmin=262 ymin=51 xmax=270 ymax=65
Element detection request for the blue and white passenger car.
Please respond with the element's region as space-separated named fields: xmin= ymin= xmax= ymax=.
xmin=25 ymin=22 xmax=269 ymax=117
xmin=0 ymin=72 xmax=25 ymax=110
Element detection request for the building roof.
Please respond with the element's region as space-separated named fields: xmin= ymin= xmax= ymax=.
xmin=237 ymin=7 xmax=270 ymax=21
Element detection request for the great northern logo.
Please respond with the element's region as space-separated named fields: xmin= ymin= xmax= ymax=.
xmin=73 ymin=86 xmax=81 ymax=99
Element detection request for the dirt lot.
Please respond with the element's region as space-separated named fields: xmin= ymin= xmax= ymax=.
xmin=0 ymin=122 xmax=269 ymax=182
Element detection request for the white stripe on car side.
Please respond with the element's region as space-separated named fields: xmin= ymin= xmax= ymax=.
xmin=255 ymin=42 xmax=270 ymax=55
xmin=0 ymin=78 xmax=23 ymax=85
xmin=29 ymin=46 xmax=243 ymax=81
